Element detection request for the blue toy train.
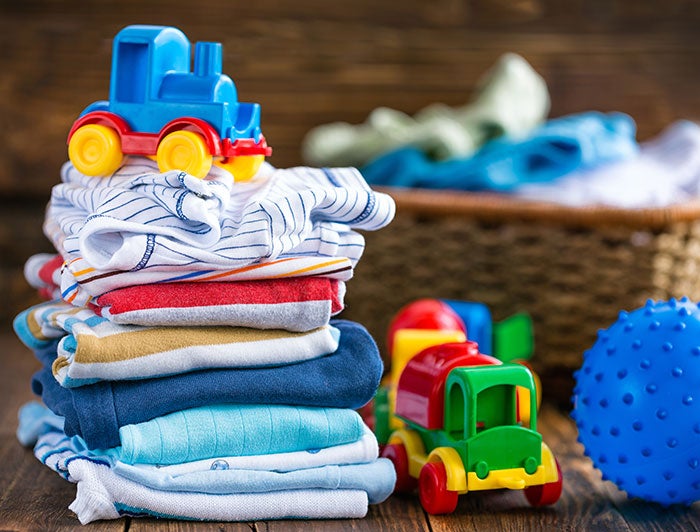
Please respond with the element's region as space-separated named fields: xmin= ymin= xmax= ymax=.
xmin=67 ymin=25 xmax=271 ymax=180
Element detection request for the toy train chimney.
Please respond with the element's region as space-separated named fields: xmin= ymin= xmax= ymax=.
xmin=194 ymin=41 xmax=222 ymax=77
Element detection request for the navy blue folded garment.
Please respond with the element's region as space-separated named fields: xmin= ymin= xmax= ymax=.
xmin=30 ymin=319 xmax=382 ymax=449
xmin=360 ymin=111 xmax=639 ymax=191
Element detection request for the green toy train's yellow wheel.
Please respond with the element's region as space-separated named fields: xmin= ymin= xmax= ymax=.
xmin=157 ymin=130 xmax=212 ymax=178
xmin=68 ymin=124 xmax=124 ymax=176
xmin=214 ymin=155 xmax=265 ymax=181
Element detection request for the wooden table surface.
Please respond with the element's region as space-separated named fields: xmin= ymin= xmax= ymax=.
xmin=1 ymin=332 xmax=699 ymax=531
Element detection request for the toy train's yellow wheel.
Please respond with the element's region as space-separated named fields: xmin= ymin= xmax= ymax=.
xmin=157 ymin=131 xmax=212 ymax=178
xmin=68 ymin=124 xmax=124 ymax=177
xmin=214 ymin=155 xmax=264 ymax=181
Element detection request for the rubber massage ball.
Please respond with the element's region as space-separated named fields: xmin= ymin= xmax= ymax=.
xmin=571 ymin=298 xmax=700 ymax=505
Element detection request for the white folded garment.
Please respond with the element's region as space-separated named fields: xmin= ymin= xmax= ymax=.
xmin=45 ymin=157 xmax=395 ymax=274
xmin=515 ymin=120 xmax=700 ymax=208
xmin=69 ymin=460 xmax=369 ymax=524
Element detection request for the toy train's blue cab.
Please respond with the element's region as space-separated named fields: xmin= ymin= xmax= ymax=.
xmin=68 ymin=25 xmax=271 ymax=180
xmin=81 ymin=25 xmax=262 ymax=142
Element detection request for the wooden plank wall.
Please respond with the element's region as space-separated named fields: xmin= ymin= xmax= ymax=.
xmin=1 ymin=0 xmax=699 ymax=351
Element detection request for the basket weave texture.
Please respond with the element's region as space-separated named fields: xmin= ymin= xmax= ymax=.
xmin=341 ymin=188 xmax=700 ymax=404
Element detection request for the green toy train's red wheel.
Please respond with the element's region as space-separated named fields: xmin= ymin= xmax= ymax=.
xmin=524 ymin=459 xmax=563 ymax=507
xmin=419 ymin=462 xmax=458 ymax=515
xmin=381 ymin=443 xmax=417 ymax=494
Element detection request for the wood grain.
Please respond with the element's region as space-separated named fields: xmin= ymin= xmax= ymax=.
xmin=128 ymin=519 xmax=253 ymax=531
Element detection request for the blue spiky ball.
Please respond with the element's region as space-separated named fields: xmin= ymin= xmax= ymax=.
xmin=571 ymin=298 xmax=700 ymax=505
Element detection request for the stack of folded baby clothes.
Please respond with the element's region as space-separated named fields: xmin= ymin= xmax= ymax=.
xmin=14 ymin=157 xmax=397 ymax=524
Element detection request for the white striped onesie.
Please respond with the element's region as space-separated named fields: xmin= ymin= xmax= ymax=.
xmin=44 ymin=158 xmax=395 ymax=304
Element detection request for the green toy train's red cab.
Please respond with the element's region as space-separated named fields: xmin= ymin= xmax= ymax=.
xmin=381 ymin=341 xmax=562 ymax=514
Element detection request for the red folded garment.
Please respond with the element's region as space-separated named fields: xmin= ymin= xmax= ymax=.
xmin=25 ymin=254 xmax=344 ymax=331
xmin=87 ymin=277 xmax=345 ymax=331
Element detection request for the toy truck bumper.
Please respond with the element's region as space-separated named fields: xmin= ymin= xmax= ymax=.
xmin=221 ymin=137 xmax=272 ymax=158
xmin=465 ymin=465 xmax=547 ymax=492
xmin=463 ymin=443 xmax=559 ymax=493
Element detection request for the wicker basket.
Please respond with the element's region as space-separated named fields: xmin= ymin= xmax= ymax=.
xmin=341 ymin=188 xmax=700 ymax=406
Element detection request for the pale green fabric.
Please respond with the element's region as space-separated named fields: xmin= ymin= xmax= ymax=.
xmin=302 ymin=53 xmax=550 ymax=167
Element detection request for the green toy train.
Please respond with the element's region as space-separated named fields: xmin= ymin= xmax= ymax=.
xmin=374 ymin=300 xmax=563 ymax=514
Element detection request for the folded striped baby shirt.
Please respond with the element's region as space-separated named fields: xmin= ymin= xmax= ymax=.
xmin=15 ymin=300 xmax=340 ymax=387
xmin=45 ymin=157 xmax=395 ymax=279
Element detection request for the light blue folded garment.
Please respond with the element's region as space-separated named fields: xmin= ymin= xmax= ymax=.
xmin=117 ymin=403 xmax=366 ymax=465
xmin=16 ymin=401 xmax=65 ymax=446
xmin=112 ymin=460 xmax=395 ymax=504
xmin=18 ymin=401 xmax=366 ymax=465
xmin=18 ymin=402 xmax=395 ymax=505
xmin=361 ymin=111 xmax=639 ymax=191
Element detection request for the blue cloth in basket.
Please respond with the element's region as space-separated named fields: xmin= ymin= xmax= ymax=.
xmin=360 ymin=111 xmax=639 ymax=192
